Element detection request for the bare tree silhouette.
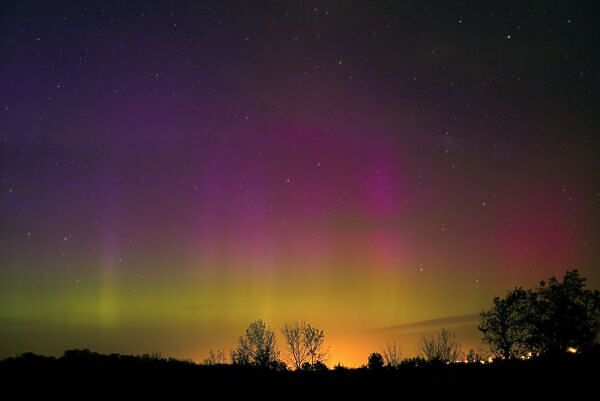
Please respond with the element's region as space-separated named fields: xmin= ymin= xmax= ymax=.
xmin=281 ymin=320 xmax=328 ymax=370
xmin=419 ymin=329 xmax=461 ymax=364
xmin=281 ymin=320 xmax=308 ymax=369
xmin=382 ymin=341 xmax=402 ymax=368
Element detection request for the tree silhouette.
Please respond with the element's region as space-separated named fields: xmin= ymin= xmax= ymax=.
xmin=281 ymin=320 xmax=327 ymax=370
xmin=382 ymin=341 xmax=402 ymax=368
xmin=281 ymin=320 xmax=308 ymax=369
xmin=479 ymin=287 xmax=535 ymax=359
xmin=367 ymin=352 xmax=384 ymax=369
xmin=419 ymin=329 xmax=461 ymax=364
xmin=304 ymin=323 xmax=327 ymax=366
xmin=532 ymin=270 xmax=600 ymax=354
xmin=479 ymin=270 xmax=600 ymax=358
xmin=230 ymin=340 xmax=251 ymax=365
xmin=231 ymin=319 xmax=279 ymax=368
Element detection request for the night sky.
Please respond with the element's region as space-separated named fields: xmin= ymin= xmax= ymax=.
xmin=1 ymin=1 xmax=599 ymax=366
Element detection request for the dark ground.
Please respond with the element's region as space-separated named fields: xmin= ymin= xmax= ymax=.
xmin=0 ymin=351 xmax=597 ymax=400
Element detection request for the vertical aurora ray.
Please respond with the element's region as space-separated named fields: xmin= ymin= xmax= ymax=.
xmin=99 ymin=183 xmax=120 ymax=329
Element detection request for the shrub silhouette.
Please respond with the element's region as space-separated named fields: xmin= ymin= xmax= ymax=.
xmin=204 ymin=349 xmax=226 ymax=365
xmin=419 ymin=329 xmax=461 ymax=364
xmin=465 ymin=349 xmax=488 ymax=363
xmin=400 ymin=356 xmax=428 ymax=368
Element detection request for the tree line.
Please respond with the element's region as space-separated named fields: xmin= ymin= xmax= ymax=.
xmin=205 ymin=270 xmax=599 ymax=369
xmin=206 ymin=319 xmax=328 ymax=370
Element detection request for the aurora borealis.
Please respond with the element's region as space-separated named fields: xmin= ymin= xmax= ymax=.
xmin=1 ymin=2 xmax=599 ymax=366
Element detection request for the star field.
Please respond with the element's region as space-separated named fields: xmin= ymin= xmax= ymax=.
xmin=1 ymin=1 xmax=599 ymax=366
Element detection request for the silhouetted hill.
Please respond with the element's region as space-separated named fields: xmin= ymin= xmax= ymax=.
xmin=1 ymin=349 xmax=598 ymax=400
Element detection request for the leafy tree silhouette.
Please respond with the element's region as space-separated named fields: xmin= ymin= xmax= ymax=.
xmin=479 ymin=287 xmax=535 ymax=359
xmin=532 ymin=270 xmax=600 ymax=354
xmin=304 ymin=323 xmax=327 ymax=367
xmin=480 ymin=270 xmax=600 ymax=358
xmin=231 ymin=319 xmax=279 ymax=368
xmin=367 ymin=352 xmax=384 ymax=369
